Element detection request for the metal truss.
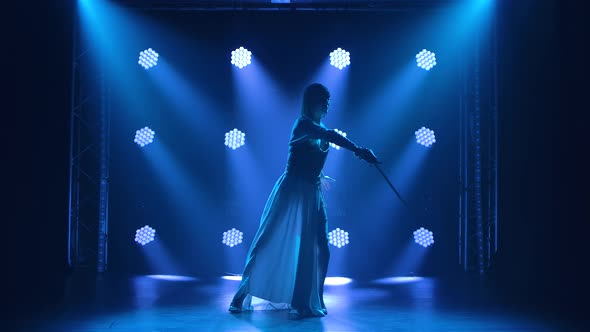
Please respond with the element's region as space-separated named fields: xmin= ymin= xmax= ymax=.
xmin=459 ymin=12 xmax=498 ymax=274
xmin=68 ymin=9 xmax=111 ymax=272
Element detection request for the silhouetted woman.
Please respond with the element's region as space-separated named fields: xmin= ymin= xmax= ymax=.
xmin=229 ymin=83 xmax=378 ymax=319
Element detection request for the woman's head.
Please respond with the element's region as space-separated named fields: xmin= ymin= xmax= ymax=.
xmin=301 ymin=83 xmax=331 ymax=120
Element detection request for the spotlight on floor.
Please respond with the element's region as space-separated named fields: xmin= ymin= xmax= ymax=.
xmin=324 ymin=277 xmax=353 ymax=286
xmin=329 ymin=129 xmax=347 ymax=150
xmin=373 ymin=276 xmax=424 ymax=284
xmin=416 ymin=49 xmax=436 ymax=71
xmin=222 ymin=228 xmax=244 ymax=247
xmin=134 ymin=127 xmax=155 ymax=147
xmin=138 ymin=48 xmax=159 ymax=69
xmin=328 ymin=228 xmax=350 ymax=248
xmin=146 ymin=275 xmax=197 ymax=282
xmin=224 ymin=128 xmax=246 ymax=150
xmin=329 ymin=48 xmax=351 ymax=70
xmin=231 ymin=47 xmax=252 ymax=69
xmin=135 ymin=225 xmax=156 ymax=246
xmin=415 ymin=127 xmax=436 ymax=147
xmin=221 ymin=275 xmax=243 ymax=281
xmin=413 ymin=227 xmax=434 ymax=247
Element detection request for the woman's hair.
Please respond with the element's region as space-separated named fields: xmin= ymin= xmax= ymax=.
xmin=301 ymin=83 xmax=330 ymax=117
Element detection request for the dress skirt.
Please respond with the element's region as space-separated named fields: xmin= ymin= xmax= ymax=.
xmin=235 ymin=171 xmax=329 ymax=316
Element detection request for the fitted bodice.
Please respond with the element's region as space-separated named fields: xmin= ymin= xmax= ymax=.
xmin=285 ymin=116 xmax=330 ymax=183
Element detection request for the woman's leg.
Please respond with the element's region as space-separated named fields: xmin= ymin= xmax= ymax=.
xmin=290 ymin=196 xmax=330 ymax=318
xmin=291 ymin=218 xmax=315 ymax=312
xmin=231 ymin=280 xmax=248 ymax=305
xmin=317 ymin=203 xmax=330 ymax=312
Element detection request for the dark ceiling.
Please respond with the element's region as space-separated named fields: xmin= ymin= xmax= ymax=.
xmin=111 ymin=0 xmax=462 ymax=11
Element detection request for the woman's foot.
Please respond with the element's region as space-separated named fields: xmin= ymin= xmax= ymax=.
xmin=228 ymin=303 xmax=242 ymax=313
xmin=288 ymin=307 xmax=326 ymax=320
xmin=288 ymin=308 xmax=307 ymax=320
xmin=228 ymin=297 xmax=245 ymax=313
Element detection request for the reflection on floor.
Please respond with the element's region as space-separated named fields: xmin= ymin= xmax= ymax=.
xmin=13 ymin=274 xmax=581 ymax=331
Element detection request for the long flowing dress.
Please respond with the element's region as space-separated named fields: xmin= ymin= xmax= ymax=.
xmin=231 ymin=114 xmax=358 ymax=316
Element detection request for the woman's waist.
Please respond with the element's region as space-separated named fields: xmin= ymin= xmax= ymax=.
xmin=283 ymin=166 xmax=322 ymax=185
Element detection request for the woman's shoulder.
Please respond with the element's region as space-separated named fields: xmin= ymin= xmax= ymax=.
xmin=293 ymin=115 xmax=311 ymax=128
xmin=296 ymin=115 xmax=325 ymax=127
xmin=296 ymin=114 xmax=309 ymax=122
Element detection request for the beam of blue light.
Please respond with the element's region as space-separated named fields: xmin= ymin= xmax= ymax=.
xmin=375 ymin=137 xmax=430 ymax=206
xmin=387 ymin=138 xmax=430 ymax=191
xmin=225 ymin=144 xmax=266 ymax=273
xmin=358 ymin=61 xmax=428 ymax=145
xmin=379 ymin=241 xmax=429 ymax=284
xmin=361 ymin=138 xmax=431 ymax=237
xmin=78 ymin=0 xmax=132 ymax=56
xmin=77 ymin=0 xmax=163 ymax=119
xmin=232 ymin=57 xmax=287 ymax=119
xmin=138 ymin=140 xmax=214 ymax=221
xmin=354 ymin=0 xmax=494 ymax=146
xmin=225 ymin=144 xmax=266 ymax=223
xmin=146 ymin=58 xmax=224 ymax=138
xmin=231 ymin=56 xmax=290 ymax=176
xmin=136 ymin=239 xmax=187 ymax=277
xmin=413 ymin=0 xmax=494 ymax=56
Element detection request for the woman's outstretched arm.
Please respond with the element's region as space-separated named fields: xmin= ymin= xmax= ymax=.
xmin=290 ymin=116 xmax=360 ymax=152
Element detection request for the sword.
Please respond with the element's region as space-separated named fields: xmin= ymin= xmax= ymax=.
xmin=373 ymin=162 xmax=408 ymax=208
xmin=358 ymin=148 xmax=409 ymax=208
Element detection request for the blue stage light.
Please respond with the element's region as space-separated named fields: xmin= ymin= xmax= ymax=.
xmin=328 ymin=228 xmax=350 ymax=248
xmin=224 ymin=128 xmax=246 ymax=150
xmin=329 ymin=129 xmax=347 ymax=150
xmin=138 ymin=48 xmax=159 ymax=69
xmin=329 ymin=48 xmax=351 ymax=70
xmin=134 ymin=127 xmax=155 ymax=147
xmin=231 ymin=47 xmax=252 ymax=69
xmin=222 ymin=228 xmax=244 ymax=247
xmin=416 ymin=49 xmax=437 ymax=71
xmin=135 ymin=225 xmax=156 ymax=246
xmin=413 ymin=227 xmax=434 ymax=247
xmin=415 ymin=127 xmax=436 ymax=147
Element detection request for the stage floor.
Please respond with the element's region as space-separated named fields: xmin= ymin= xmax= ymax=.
xmin=10 ymin=274 xmax=583 ymax=331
